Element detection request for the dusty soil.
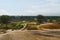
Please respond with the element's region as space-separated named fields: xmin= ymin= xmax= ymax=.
xmin=0 ymin=30 xmax=60 ymax=40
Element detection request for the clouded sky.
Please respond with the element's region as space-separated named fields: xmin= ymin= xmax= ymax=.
xmin=0 ymin=0 xmax=60 ymax=16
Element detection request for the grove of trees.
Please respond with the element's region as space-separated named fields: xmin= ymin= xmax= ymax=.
xmin=0 ymin=15 xmax=59 ymax=31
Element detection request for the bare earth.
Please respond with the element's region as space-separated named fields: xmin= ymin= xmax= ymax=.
xmin=0 ymin=30 xmax=60 ymax=40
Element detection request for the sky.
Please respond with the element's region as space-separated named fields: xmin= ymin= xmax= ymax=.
xmin=0 ymin=0 xmax=60 ymax=16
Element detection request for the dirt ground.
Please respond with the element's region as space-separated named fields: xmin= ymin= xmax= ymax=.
xmin=0 ymin=30 xmax=60 ymax=40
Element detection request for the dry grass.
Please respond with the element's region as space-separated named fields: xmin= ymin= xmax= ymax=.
xmin=37 ymin=23 xmax=60 ymax=29
xmin=26 ymin=23 xmax=60 ymax=30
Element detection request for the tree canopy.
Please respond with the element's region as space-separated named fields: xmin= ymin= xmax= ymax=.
xmin=36 ymin=15 xmax=46 ymax=24
xmin=0 ymin=15 xmax=11 ymax=24
xmin=0 ymin=15 xmax=11 ymax=29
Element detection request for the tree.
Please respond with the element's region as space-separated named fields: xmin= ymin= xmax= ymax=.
xmin=0 ymin=15 xmax=11 ymax=29
xmin=36 ymin=15 xmax=46 ymax=24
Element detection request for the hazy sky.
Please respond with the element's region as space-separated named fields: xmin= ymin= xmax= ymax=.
xmin=0 ymin=0 xmax=60 ymax=16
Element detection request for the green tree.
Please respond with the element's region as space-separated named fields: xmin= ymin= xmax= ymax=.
xmin=36 ymin=15 xmax=46 ymax=24
xmin=0 ymin=15 xmax=11 ymax=29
